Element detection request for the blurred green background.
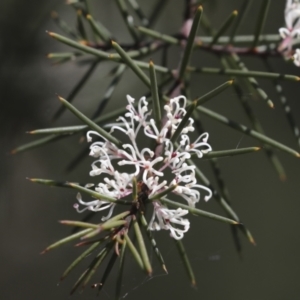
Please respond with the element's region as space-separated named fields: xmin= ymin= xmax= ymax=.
xmin=1 ymin=1 xmax=300 ymax=299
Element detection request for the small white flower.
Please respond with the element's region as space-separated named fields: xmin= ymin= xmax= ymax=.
xmin=147 ymin=176 xmax=168 ymax=197
xmin=125 ymin=95 xmax=149 ymax=124
xmin=144 ymin=118 xmax=170 ymax=143
xmin=164 ymin=95 xmax=194 ymax=134
xmin=173 ymin=163 xmax=196 ymax=184
xmin=100 ymin=171 xmax=133 ymax=199
xmin=180 ymin=133 xmax=212 ymax=158
xmin=89 ymin=150 xmax=115 ymax=177
xmin=278 ymin=0 xmax=300 ymax=58
xmin=74 ymin=95 xmax=212 ymax=239
xmin=74 ymin=193 xmax=115 ymax=221
xmin=148 ymin=202 xmax=190 ymax=240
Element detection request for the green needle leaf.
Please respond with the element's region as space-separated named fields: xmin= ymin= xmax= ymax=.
xmin=132 ymin=215 xmax=152 ymax=275
xmin=104 ymin=211 xmax=131 ymax=223
xmin=178 ymin=6 xmax=203 ymax=80
xmin=76 ymin=9 xmax=88 ymax=40
xmin=149 ymin=60 xmax=162 ymax=128
xmin=100 ymin=220 xmax=127 ymax=231
xmin=76 ymin=211 xmax=131 ymax=240
xmin=80 ymin=243 xmax=113 ymax=291
xmin=174 ymin=240 xmax=196 ymax=286
xmin=29 ymin=105 xmax=130 ymax=135
xmin=47 ymin=31 xmax=110 ymax=59
xmin=196 ymin=34 xmax=280 ymax=44
xmin=82 ymin=220 xmax=126 ymax=240
xmin=210 ymin=158 xmax=231 ymax=212
xmin=28 ymin=178 xmax=130 ymax=205
xmin=96 ymin=251 xmax=118 ymax=294
xmin=68 ymin=184 xmax=125 ymax=204
xmin=229 ymin=1 xmax=252 ymax=44
xmin=252 ymin=0 xmax=271 ymax=48
xmin=116 ymin=239 xmax=127 ymax=300
xmin=58 ymin=96 xmax=122 ymax=147
xmin=264 ymin=60 xmax=300 ymax=148
xmin=132 ymin=60 xmax=170 ymax=73
xmin=59 ymin=220 xmax=99 ymax=229
xmin=86 ymin=14 xmax=111 ymax=43
xmin=11 ymin=135 xmax=63 ymax=154
xmin=139 ymin=214 xmax=167 ymax=273
xmin=195 ymin=80 xmax=233 ymax=106
xmin=229 ymin=71 xmax=286 ymax=180
xmin=60 ymin=241 xmax=101 ymax=281
xmin=196 ymin=105 xmax=300 ymax=157
xmin=188 ymin=157 xmax=255 ymax=245
xmin=115 ymin=0 xmax=139 ymax=43
xmin=188 ymin=67 xmax=300 ymax=82
xmin=171 ymin=81 xmax=232 ymax=143
xmin=111 ymin=41 xmax=151 ymax=87
xmin=41 ymin=228 xmax=93 ymax=254
xmin=47 ymin=52 xmax=80 ymax=61
xmin=123 ymin=231 xmax=144 ymax=271
xmin=158 ymin=197 xmax=239 ymax=225
xmin=28 ymin=126 xmax=86 ymax=135
xmin=28 ymin=178 xmax=71 ymax=187
xmin=230 ymin=53 xmax=274 ymax=108
xmin=210 ymin=10 xmax=238 ymax=46
xmin=189 ymin=111 xmax=255 ymax=247
xmin=136 ymin=26 xmax=179 ymax=45
xmin=202 ymin=147 xmax=260 ymax=159
xmin=70 ymin=269 xmax=89 ymax=295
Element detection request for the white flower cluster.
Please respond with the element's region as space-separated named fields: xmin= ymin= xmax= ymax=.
xmin=74 ymin=95 xmax=212 ymax=240
xmin=279 ymin=0 xmax=300 ymax=66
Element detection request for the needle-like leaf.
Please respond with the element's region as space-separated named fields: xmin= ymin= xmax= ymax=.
xmin=149 ymin=60 xmax=162 ymax=128
xmin=115 ymin=0 xmax=140 ymax=42
xmin=58 ymin=96 xmax=122 ymax=147
xmin=189 ymin=67 xmax=300 ymax=82
xmin=60 ymin=241 xmax=101 ymax=281
xmin=210 ymin=10 xmax=238 ymax=46
xmin=252 ymin=0 xmax=271 ymax=48
xmin=178 ymin=6 xmax=203 ymax=80
xmin=196 ymin=106 xmax=300 ymax=157
xmin=158 ymin=198 xmax=239 ymax=225
xmin=202 ymin=147 xmax=260 ymax=159
xmin=111 ymin=41 xmax=151 ymax=87
xmin=174 ymin=240 xmax=196 ymax=286
xmin=86 ymin=14 xmax=111 ymax=43
xmin=123 ymin=231 xmax=144 ymax=271
xmin=132 ymin=216 xmax=152 ymax=275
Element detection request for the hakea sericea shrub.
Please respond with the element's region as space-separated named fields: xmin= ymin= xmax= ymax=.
xmin=13 ymin=0 xmax=300 ymax=297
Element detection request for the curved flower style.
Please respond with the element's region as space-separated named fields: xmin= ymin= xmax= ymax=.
xmin=75 ymin=95 xmax=212 ymax=239
xmin=148 ymin=202 xmax=190 ymax=240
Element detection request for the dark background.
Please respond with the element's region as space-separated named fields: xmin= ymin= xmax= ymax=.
xmin=1 ymin=1 xmax=300 ymax=299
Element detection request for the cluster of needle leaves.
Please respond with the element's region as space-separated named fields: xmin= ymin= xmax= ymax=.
xmin=13 ymin=0 xmax=300 ymax=297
